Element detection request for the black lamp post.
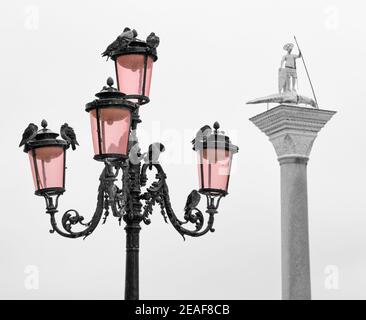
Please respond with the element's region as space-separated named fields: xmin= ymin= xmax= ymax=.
xmin=20 ymin=28 xmax=239 ymax=300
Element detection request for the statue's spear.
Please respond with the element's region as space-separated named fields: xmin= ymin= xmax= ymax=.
xmin=294 ymin=36 xmax=319 ymax=109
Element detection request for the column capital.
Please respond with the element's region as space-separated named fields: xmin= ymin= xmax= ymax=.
xmin=249 ymin=105 xmax=336 ymax=161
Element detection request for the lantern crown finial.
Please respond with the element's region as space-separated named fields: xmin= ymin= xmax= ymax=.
xmin=101 ymin=77 xmax=118 ymax=92
xmin=41 ymin=119 xmax=48 ymax=129
xmin=107 ymin=77 xmax=114 ymax=87
xmin=90 ymin=77 xmax=129 ymax=100
xmin=213 ymin=121 xmax=220 ymax=132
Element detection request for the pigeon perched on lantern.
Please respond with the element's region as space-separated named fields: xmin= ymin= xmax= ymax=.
xmin=19 ymin=123 xmax=38 ymax=147
xmin=102 ymin=27 xmax=138 ymax=59
xmin=191 ymin=125 xmax=212 ymax=145
xmin=60 ymin=123 xmax=79 ymax=151
xmin=146 ymin=32 xmax=160 ymax=49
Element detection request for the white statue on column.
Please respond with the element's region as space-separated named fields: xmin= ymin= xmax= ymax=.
xmin=279 ymin=43 xmax=301 ymax=93
xmin=247 ymin=38 xmax=318 ymax=109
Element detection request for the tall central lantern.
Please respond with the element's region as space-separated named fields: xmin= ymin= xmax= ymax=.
xmin=103 ymin=28 xmax=159 ymax=105
xmin=85 ymin=77 xmax=136 ymax=161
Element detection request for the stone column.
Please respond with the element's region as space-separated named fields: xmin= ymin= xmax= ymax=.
xmin=250 ymin=105 xmax=336 ymax=300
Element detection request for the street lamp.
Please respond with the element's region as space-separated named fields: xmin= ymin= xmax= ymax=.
xmin=19 ymin=28 xmax=239 ymax=300
xmin=24 ymin=120 xmax=69 ymax=196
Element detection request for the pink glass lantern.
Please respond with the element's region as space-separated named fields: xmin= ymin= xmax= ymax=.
xmin=86 ymin=78 xmax=136 ymax=161
xmin=193 ymin=122 xmax=238 ymax=196
xmin=23 ymin=120 xmax=69 ymax=196
xmin=115 ymin=54 xmax=154 ymax=101
xmin=28 ymin=146 xmax=65 ymax=192
xmin=104 ymin=30 xmax=159 ymax=105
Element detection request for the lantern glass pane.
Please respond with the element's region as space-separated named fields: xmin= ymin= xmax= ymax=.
xmin=197 ymin=148 xmax=233 ymax=193
xmin=115 ymin=54 xmax=153 ymax=97
xmin=28 ymin=146 xmax=65 ymax=191
xmin=89 ymin=107 xmax=131 ymax=156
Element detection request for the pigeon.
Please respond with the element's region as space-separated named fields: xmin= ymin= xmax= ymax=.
xmin=19 ymin=123 xmax=38 ymax=147
xmin=191 ymin=125 xmax=212 ymax=145
xmin=144 ymin=142 xmax=165 ymax=168
xmin=184 ymin=190 xmax=201 ymax=212
xmin=146 ymin=32 xmax=160 ymax=49
xmin=60 ymin=123 xmax=79 ymax=150
xmin=102 ymin=27 xmax=138 ymax=58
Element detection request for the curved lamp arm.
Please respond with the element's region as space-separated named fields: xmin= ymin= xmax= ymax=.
xmin=44 ymin=165 xmax=113 ymax=239
xmin=140 ymin=163 xmax=224 ymax=240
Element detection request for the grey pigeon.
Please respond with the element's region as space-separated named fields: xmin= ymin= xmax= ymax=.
xmin=102 ymin=27 xmax=138 ymax=58
xmin=19 ymin=123 xmax=38 ymax=147
xmin=191 ymin=125 xmax=212 ymax=145
xmin=61 ymin=123 xmax=79 ymax=150
xmin=184 ymin=190 xmax=201 ymax=212
xmin=144 ymin=142 xmax=165 ymax=168
xmin=146 ymin=32 xmax=160 ymax=49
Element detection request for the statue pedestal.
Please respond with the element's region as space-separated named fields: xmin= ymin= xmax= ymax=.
xmin=250 ymin=105 xmax=336 ymax=300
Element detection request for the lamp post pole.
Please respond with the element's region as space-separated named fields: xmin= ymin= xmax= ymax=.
xmin=250 ymin=105 xmax=336 ymax=299
xmin=124 ymin=221 xmax=141 ymax=300
xmin=123 ymin=110 xmax=143 ymax=300
xmin=124 ymin=131 xmax=143 ymax=300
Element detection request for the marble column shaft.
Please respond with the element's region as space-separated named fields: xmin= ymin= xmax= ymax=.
xmin=250 ymin=105 xmax=336 ymax=300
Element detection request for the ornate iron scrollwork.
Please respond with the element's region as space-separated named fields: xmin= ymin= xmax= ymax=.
xmin=42 ymin=143 xmax=224 ymax=241
xmin=140 ymin=162 xmax=224 ymax=240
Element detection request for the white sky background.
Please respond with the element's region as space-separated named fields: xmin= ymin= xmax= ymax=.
xmin=0 ymin=0 xmax=365 ymax=299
